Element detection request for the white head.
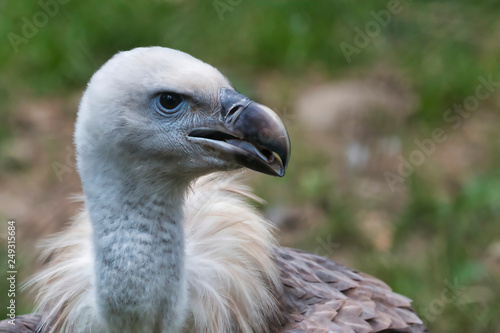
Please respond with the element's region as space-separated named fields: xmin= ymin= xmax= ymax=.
xmin=75 ymin=47 xmax=290 ymax=187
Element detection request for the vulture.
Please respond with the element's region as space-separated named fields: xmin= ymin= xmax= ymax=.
xmin=1 ymin=47 xmax=427 ymax=333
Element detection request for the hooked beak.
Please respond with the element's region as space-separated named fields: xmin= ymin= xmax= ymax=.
xmin=188 ymin=88 xmax=291 ymax=177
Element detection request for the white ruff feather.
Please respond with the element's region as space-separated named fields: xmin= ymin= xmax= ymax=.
xmin=25 ymin=173 xmax=282 ymax=333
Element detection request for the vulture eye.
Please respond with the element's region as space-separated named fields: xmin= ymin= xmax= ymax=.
xmin=155 ymin=92 xmax=183 ymax=115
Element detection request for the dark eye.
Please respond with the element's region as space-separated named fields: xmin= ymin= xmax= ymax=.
xmin=155 ymin=92 xmax=183 ymax=114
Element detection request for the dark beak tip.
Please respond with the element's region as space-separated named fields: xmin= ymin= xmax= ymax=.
xmin=218 ymin=88 xmax=291 ymax=178
xmin=264 ymin=166 xmax=285 ymax=178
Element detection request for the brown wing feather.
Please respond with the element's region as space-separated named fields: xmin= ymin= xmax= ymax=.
xmin=0 ymin=315 xmax=43 ymax=333
xmin=0 ymin=249 xmax=427 ymax=333
xmin=274 ymin=247 xmax=428 ymax=333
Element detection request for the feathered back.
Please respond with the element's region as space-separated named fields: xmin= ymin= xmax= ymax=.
xmin=24 ymin=173 xmax=281 ymax=333
xmin=23 ymin=209 xmax=100 ymax=333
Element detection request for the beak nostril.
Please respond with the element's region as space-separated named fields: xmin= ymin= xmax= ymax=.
xmin=227 ymin=105 xmax=240 ymax=118
xmin=224 ymin=104 xmax=248 ymax=127
xmin=219 ymin=88 xmax=252 ymax=125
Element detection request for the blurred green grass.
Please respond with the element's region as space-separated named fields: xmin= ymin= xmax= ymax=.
xmin=1 ymin=1 xmax=500 ymax=332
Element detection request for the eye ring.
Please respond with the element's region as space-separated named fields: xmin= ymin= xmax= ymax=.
xmin=155 ymin=92 xmax=183 ymax=115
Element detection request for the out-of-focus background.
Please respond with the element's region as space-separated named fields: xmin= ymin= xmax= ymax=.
xmin=1 ymin=1 xmax=499 ymax=331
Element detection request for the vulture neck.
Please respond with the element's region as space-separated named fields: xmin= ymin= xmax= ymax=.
xmin=79 ymin=153 xmax=190 ymax=332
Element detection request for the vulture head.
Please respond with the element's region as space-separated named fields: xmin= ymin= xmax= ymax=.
xmin=75 ymin=47 xmax=290 ymax=185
